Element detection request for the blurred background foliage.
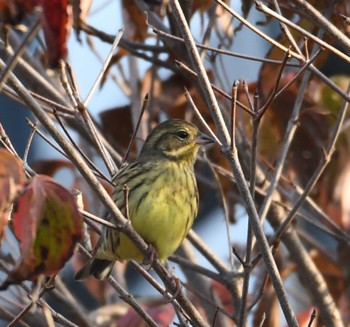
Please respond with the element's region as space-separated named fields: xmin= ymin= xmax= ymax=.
xmin=0 ymin=0 xmax=349 ymax=326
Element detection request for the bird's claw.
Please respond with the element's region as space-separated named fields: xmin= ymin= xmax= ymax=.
xmin=164 ymin=276 xmax=182 ymax=303
xmin=142 ymin=244 xmax=158 ymax=267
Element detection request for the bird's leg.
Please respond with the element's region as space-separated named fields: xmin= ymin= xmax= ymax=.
xmin=164 ymin=261 xmax=183 ymax=302
xmin=142 ymin=243 xmax=158 ymax=267
xmin=164 ymin=276 xmax=182 ymax=302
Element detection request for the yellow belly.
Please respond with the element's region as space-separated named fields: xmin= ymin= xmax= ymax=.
xmin=117 ymin=166 xmax=197 ymax=261
xmin=97 ymin=161 xmax=198 ymax=262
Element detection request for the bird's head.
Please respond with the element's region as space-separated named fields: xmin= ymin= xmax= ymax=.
xmin=139 ymin=119 xmax=214 ymax=163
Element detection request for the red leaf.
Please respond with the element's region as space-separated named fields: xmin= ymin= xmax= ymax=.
xmin=3 ymin=175 xmax=83 ymax=287
xmin=211 ymin=279 xmax=235 ymax=314
xmin=32 ymin=159 xmax=75 ymax=177
xmin=0 ymin=0 xmax=34 ymax=25
xmin=99 ymin=105 xmax=134 ymax=153
xmin=35 ymin=0 xmax=70 ymax=67
xmin=118 ymin=304 xmax=175 ymax=327
xmin=122 ymin=0 xmax=148 ymax=42
xmin=0 ymin=0 xmax=71 ymax=67
xmin=293 ymin=308 xmax=317 ymax=327
xmin=0 ymin=149 xmax=26 ymax=241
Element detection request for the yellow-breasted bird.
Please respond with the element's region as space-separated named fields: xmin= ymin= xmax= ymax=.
xmin=74 ymin=119 xmax=214 ymax=280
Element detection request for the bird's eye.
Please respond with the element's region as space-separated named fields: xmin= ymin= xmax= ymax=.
xmin=176 ymin=130 xmax=189 ymax=139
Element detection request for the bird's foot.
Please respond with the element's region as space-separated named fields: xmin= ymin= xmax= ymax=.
xmin=142 ymin=244 xmax=158 ymax=268
xmin=165 ymin=275 xmax=183 ymax=302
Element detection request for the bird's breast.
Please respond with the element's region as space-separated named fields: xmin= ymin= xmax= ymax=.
xmin=127 ymin=164 xmax=198 ymax=261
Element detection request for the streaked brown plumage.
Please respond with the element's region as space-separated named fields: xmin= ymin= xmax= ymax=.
xmin=74 ymin=119 xmax=214 ymax=280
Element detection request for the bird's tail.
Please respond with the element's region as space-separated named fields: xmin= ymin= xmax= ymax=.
xmin=74 ymin=258 xmax=115 ymax=280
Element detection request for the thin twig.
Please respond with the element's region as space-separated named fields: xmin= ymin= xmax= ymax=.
xmin=0 ymin=40 xmax=70 ymax=107
xmin=3 ymin=57 xmax=209 ymax=327
xmin=80 ymin=209 xmax=119 ymax=229
xmin=52 ymin=109 xmax=110 ymax=181
xmin=176 ymin=60 xmax=254 ymax=116
xmin=290 ymin=0 xmax=350 ymax=53
xmin=211 ymin=308 xmax=220 ymax=327
xmin=22 ymin=120 xmax=37 ymax=164
xmin=0 ymin=123 xmax=18 ymax=156
xmin=340 ymin=14 xmax=350 ymax=25
xmin=84 ymin=27 xmax=124 ymax=106
xmin=7 ymin=277 xmax=79 ymax=327
xmin=272 ymin=0 xmax=303 ymax=57
xmin=29 ymin=90 xmax=74 ymax=114
xmin=211 ymin=156 xmax=350 ymax=244
xmin=123 ymin=184 xmax=130 ymax=220
xmin=81 ymin=21 xmax=177 ymax=72
xmin=121 ymin=93 xmax=148 ymax=165
xmin=274 ymin=48 xmax=322 ymax=99
xmin=204 ymin=152 xmax=234 ymax=270
xmin=256 ymin=49 xmax=290 ymax=117
xmin=222 ymin=124 xmax=299 ymax=326
xmin=230 ymin=81 xmax=239 ymax=150
xmin=187 ymin=230 xmax=246 ymax=322
xmin=238 ymin=88 xmax=260 ymax=327
xmin=170 ymin=255 xmax=235 ymax=283
xmin=304 ymin=37 xmax=310 ymax=60
xmin=52 ymin=276 xmax=93 ymax=327
xmin=86 ymin=35 xmax=131 ymax=97
xmin=170 ymin=0 xmax=230 ymax=144
xmin=307 ymin=308 xmax=317 ymax=327
xmin=77 ymin=245 xmax=159 ymax=327
xmin=255 ymin=19 xmax=327 ymax=235
xmin=61 ymin=61 xmax=117 ymax=176
xmin=257 ymin=66 xmax=312 ymax=227
xmin=247 ymin=272 xmax=269 ymax=311
xmin=272 ymin=82 xmax=350 ymax=244
xmin=215 ymin=0 xmax=303 ymax=61
xmin=241 ymin=81 xmax=254 ymax=111
xmin=214 ymin=0 xmax=350 ymax=105
xmin=213 ymin=48 xmax=231 ymax=92
xmin=0 ymin=306 xmax=31 ymax=327
xmin=0 ymin=13 xmax=41 ymax=91
xmin=42 ymin=303 xmax=55 ymax=327
xmin=25 ymin=118 xmax=110 ymax=183
xmin=258 ymin=312 xmax=266 ymax=327
xmin=184 ymin=88 xmax=222 ymax=145
xmin=130 ymin=262 xmax=190 ymax=322
xmin=187 ymin=231 xmax=230 ymax=276
xmin=255 ymin=1 xmax=350 ymax=64
xmin=150 ymin=22 xmax=300 ymax=66
xmin=182 ymin=282 xmax=236 ymax=321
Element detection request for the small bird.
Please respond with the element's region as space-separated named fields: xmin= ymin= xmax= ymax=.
xmin=74 ymin=119 xmax=214 ymax=280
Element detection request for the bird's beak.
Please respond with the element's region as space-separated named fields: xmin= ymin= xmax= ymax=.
xmin=195 ymin=132 xmax=215 ymax=145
